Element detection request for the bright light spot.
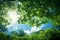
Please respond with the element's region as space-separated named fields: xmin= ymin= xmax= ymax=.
xmin=41 ymin=24 xmax=45 ymax=28
xmin=7 ymin=9 xmax=20 ymax=24
xmin=13 ymin=27 xmax=17 ymax=31
xmin=24 ymin=30 xmax=31 ymax=35
xmin=31 ymin=26 xmax=37 ymax=32
xmin=41 ymin=5 xmax=43 ymax=7
xmin=18 ymin=2 xmax=22 ymax=6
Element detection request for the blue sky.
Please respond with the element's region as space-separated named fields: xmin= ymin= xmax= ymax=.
xmin=6 ymin=21 xmax=53 ymax=35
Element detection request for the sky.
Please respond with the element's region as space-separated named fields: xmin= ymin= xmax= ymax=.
xmin=6 ymin=22 xmax=53 ymax=35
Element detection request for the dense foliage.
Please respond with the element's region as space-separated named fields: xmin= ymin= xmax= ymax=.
xmin=0 ymin=0 xmax=60 ymax=40
xmin=0 ymin=0 xmax=60 ymax=27
xmin=18 ymin=0 xmax=60 ymax=26
xmin=0 ymin=29 xmax=60 ymax=40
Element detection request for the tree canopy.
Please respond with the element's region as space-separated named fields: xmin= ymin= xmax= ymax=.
xmin=0 ymin=0 xmax=60 ymax=27
xmin=0 ymin=0 xmax=60 ymax=40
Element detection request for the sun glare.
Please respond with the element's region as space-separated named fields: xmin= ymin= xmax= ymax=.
xmin=7 ymin=9 xmax=20 ymax=23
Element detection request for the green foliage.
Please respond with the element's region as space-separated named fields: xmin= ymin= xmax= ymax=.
xmin=21 ymin=29 xmax=60 ymax=40
xmin=0 ymin=32 xmax=7 ymax=40
xmin=18 ymin=30 xmax=25 ymax=36
xmin=0 ymin=29 xmax=60 ymax=40
xmin=11 ymin=30 xmax=25 ymax=37
xmin=0 ymin=32 xmax=12 ymax=40
xmin=0 ymin=0 xmax=60 ymax=27
xmin=0 ymin=24 xmax=7 ymax=32
xmin=17 ymin=0 xmax=60 ymax=26
xmin=0 ymin=0 xmax=60 ymax=40
xmin=39 ymin=29 xmax=60 ymax=40
xmin=23 ymin=28 xmax=60 ymax=40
